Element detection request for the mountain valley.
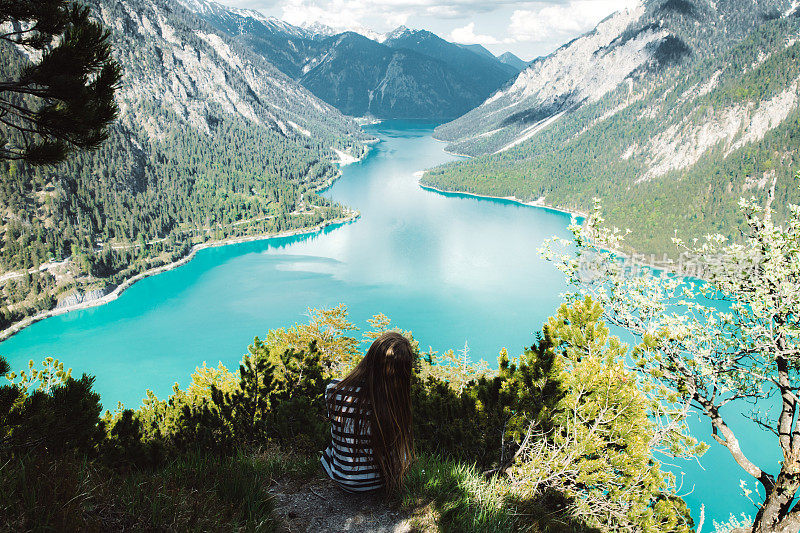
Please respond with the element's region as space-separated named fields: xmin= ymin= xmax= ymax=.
xmin=0 ymin=0 xmax=369 ymax=328
xmin=180 ymin=0 xmax=521 ymax=119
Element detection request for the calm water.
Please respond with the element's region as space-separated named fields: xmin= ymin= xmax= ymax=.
xmin=0 ymin=122 xmax=777 ymax=525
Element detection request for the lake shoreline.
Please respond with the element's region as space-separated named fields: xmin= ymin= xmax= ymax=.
xmin=0 ymin=122 xmax=748 ymax=525
xmin=417 ymin=179 xmax=586 ymax=219
xmin=0 ymin=145 xmax=369 ymax=344
xmin=423 ymin=133 xmax=583 ymax=218
xmin=429 ymin=135 xmax=472 ymax=158
xmin=0 ymin=213 xmax=360 ymax=342
xmin=416 ymin=180 xmax=715 ymax=278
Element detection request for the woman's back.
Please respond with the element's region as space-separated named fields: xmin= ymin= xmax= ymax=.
xmin=320 ymin=332 xmax=414 ymax=493
xmin=320 ymin=379 xmax=384 ymax=492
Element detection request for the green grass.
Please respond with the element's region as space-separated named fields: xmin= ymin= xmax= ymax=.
xmin=401 ymin=455 xmax=517 ymax=532
xmin=400 ymin=454 xmax=597 ymax=533
xmin=0 ymin=448 xmax=318 ymax=532
xmin=2 ymin=446 xmax=598 ymax=532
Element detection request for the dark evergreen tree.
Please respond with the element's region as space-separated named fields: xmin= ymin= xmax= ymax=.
xmin=0 ymin=0 xmax=121 ymax=164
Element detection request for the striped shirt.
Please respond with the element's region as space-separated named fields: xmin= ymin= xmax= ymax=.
xmin=320 ymin=379 xmax=384 ymax=492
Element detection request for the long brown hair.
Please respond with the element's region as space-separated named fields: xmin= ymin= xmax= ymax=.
xmin=329 ymin=331 xmax=415 ymax=493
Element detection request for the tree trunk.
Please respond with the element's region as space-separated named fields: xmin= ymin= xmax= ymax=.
xmin=750 ymin=467 xmax=800 ymax=533
xmin=750 ymin=513 xmax=800 ymax=533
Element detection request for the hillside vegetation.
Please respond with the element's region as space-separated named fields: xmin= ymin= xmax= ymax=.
xmin=0 ymin=302 xmax=697 ymax=532
xmin=423 ymin=0 xmax=800 ymax=257
xmin=0 ymin=0 xmax=369 ymax=331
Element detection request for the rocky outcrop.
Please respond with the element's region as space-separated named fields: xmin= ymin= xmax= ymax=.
xmin=87 ymin=0 xmax=367 ymax=149
xmin=420 ymin=0 xmax=800 ymax=257
xmin=56 ymin=288 xmax=110 ymax=309
xmin=434 ymin=3 xmax=664 ymax=154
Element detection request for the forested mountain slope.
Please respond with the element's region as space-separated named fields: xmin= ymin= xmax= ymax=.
xmin=300 ymin=31 xmax=504 ymax=119
xmin=381 ymin=28 xmax=519 ymax=100
xmin=180 ymin=0 xmax=519 ymax=119
xmin=0 ymin=0 xmax=368 ymax=329
xmin=424 ymin=0 xmax=800 ymax=257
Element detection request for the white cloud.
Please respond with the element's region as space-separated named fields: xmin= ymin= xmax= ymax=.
xmin=215 ymin=0 xmax=640 ymax=57
xmin=280 ymin=0 xmax=414 ymax=32
xmin=509 ymin=0 xmax=639 ymax=43
xmin=278 ymin=0 xmax=523 ymax=32
xmin=449 ymin=22 xmax=506 ymax=45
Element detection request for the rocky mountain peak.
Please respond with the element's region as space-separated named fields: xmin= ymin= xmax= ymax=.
xmin=380 ymin=25 xmax=412 ymax=42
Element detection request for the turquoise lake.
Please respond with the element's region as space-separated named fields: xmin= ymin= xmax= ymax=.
xmin=0 ymin=122 xmax=778 ymax=525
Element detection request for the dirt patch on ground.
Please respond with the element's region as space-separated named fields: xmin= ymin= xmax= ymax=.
xmin=269 ymin=475 xmax=418 ymax=532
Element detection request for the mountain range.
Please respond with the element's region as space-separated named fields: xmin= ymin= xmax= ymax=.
xmin=424 ymin=0 xmax=800 ymax=256
xmin=6 ymin=0 xmax=798 ymax=326
xmin=497 ymin=52 xmax=530 ymax=71
xmin=178 ymin=0 xmax=522 ymax=119
xmin=0 ymin=0 xmax=531 ymax=327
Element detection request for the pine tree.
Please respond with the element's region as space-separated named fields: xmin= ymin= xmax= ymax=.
xmin=0 ymin=0 xmax=121 ymax=164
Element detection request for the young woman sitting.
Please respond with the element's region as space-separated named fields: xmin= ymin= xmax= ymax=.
xmin=320 ymin=331 xmax=415 ymax=494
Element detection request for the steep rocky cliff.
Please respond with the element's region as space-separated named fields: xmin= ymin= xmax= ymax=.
xmin=435 ymin=0 xmax=795 ymax=155
xmin=90 ymin=0 xmax=367 ymax=155
xmin=0 ymin=0 xmax=368 ymax=326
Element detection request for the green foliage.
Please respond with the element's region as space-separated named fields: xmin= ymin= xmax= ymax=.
xmin=0 ymin=449 xmax=280 ymax=531
xmin=5 ymin=356 xmax=71 ymax=392
xmin=125 ymin=337 xmax=328 ymax=458
xmin=1 ymin=368 xmax=103 ymax=458
xmin=411 ymin=300 xmax=694 ymax=532
xmin=544 ymin=187 xmax=800 ymax=531
xmin=401 ymin=454 xmax=596 ymax=533
xmin=507 ymin=298 xmax=693 ymax=532
xmin=266 ymin=304 xmax=362 ymax=374
xmin=0 ymin=346 xmax=324 ymax=530
xmin=400 ymin=454 xmax=520 ymax=533
xmin=0 ymin=305 xmax=695 ymax=532
xmin=413 ymin=333 xmax=559 ymax=468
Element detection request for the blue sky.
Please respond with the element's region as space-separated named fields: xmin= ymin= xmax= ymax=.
xmin=216 ymin=0 xmax=639 ymax=60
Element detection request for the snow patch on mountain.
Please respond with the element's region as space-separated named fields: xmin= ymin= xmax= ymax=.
xmin=301 ymin=21 xmax=337 ymax=38
xmin=177 ymin=0 xmax=214 ymax=15
xmin=178 ymin=0 xmax=310 ymax=39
